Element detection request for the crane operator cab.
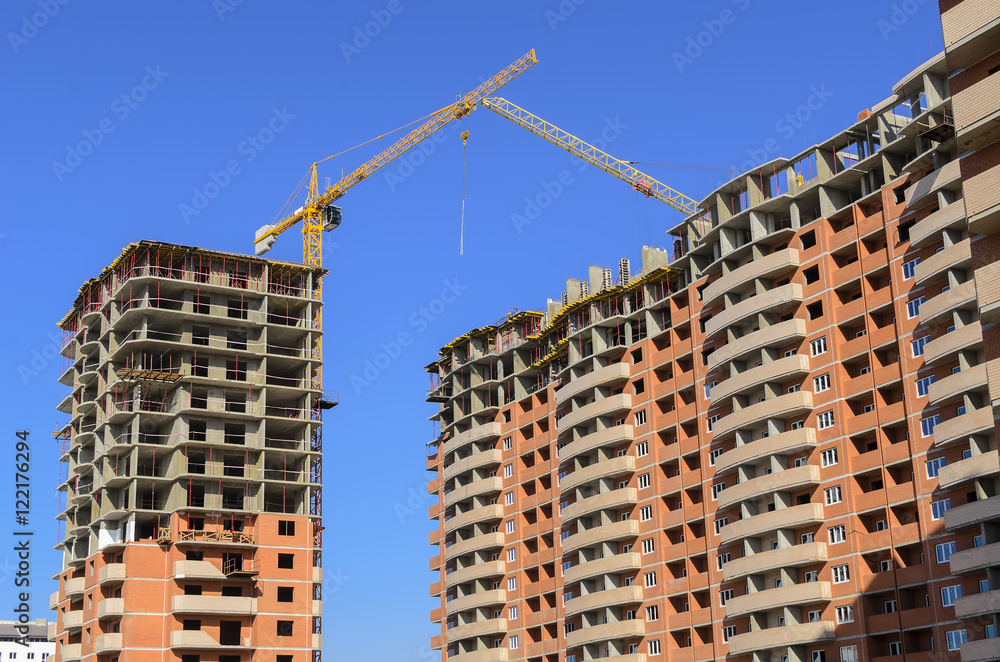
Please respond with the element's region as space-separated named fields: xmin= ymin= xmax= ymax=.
xmin=322 ymin=204 xmax=342 ymax=232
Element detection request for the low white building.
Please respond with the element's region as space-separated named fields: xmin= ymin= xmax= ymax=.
xmin=0 ymin=619 xmax=54 ymax=660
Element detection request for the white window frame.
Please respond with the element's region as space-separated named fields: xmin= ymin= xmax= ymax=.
xmin=638 ymin=473 xmax=650 ymax=489
xmin=832 ymin=564 xmax=850 ymax=584
xmin=636 ymin=441 xmax=648 ymax=457
xmin=814 ymin=373 xmax=831 ymax=393
xmin=936 ymin=541 xmax=957 ymax=564
xmin=931 ymin=499 xmax=951 ymax=520
xmin=912 ymin=335 xmax=929 ymax=357
xmin=644 ymin=571 xmax=657 ymax=588
xmin=811 ymin=337 xmax=827 ymax=356
xmin=946 ymin=629 xmax=968 ymax=652
xmin=642 ymin=538 xmax=655 ymax=555
xmin=829 ymin=525 xmax=846 ymax=544
xmin=907 ymin=296 xmax=925 ymax=319
xmin=836 ymin=605 xmax=853 ymax=623
xmin=941 ymin=585 xmax=962 ymax=607
xmin=639 ymin=506 xmax=652 ymax=522
xmin=634 ymin=410 xmax=646 ymax=426
xmin=821 ymin=447 xmax=838 ymax=467
xmin=902 ymin=257 xmax=920 ymax=279
xmin=818 ymin=410 xmax=834 ymax=430
xmin=825 ymin=486 xmax=842 ymax=505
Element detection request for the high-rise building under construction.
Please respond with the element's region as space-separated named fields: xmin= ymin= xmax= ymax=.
xmin=424 ymin=37 xmax=1000 ymax=662
xmin=51 ymin=241 xmax=331 ymax=662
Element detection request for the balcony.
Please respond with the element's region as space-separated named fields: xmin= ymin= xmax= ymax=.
xmin=939 ymin=452 xmax=1000 ymax=490
xmin=170 ymin=594 xmax=257 ymax=614
xmin=566 ymin=619 xmax=644 ymax=648
xmin=443 ymin=422 xmax=502 ymax=456
xmin=712 ymin=391 xmax=813 ymax=441
xmin=444 ymin=449 xmax=502 ymax=481
xmin=914 ymin=238 xmax=972 ymax=285
xmin=941 ymin=0 xmax=1000 ymax=64
xmin=449 ymin=618 xmax=507 ymax=641
xmin=566 ymin=586 xmax=643 ymax=616
xmin=723 ymin=542 xmax=828 ymax=581
xmin=711 ymin=354 xmax=810 ymax=402
xmin=559 ymin=394 xmax=632 ymax=430
xmin=173 ymin=560 xmax=226 ymax=580
xmin=555 ymin=362 xmax=631 ymax=404
xmin=444 ymin=504 xmax=504 ymax=533
xmin=98 ymin=563 xmax=126 ymax=584
xmin=444 ymin=477 xmax=503 ymax=507
xmin=704 ymin=283 xmax=803 ymax=341
xmin=716 ymin=428 xmax=816 ymax=472
xmin=445 ymin=532 xmax=504 ymax=560
xmin=905 ymin=160 xmax=961 ymax=210
xmin=562 ymin=488 xmax=638 ymax=521
xmin=446 ymin=589 xmax=506 ymax=615
xmin=445 ymin=561 xmax=505 ymax=587
xmin=910 ymin=201 xmax=967 ymax=248
xmin=928 ymin=363 xmax=988 ymax=406
xmin=450 ymin=650 xmax=508 ymax=662
xmin=924 ymin=322 xmax=982 ymax=366
xmin=721 ymin=503 xmax=824 ymax=544
xmin=560 ymin=426 xmax=634 ymax=462
xmin=728 ymin=621 xmax=835 ymax=655
xmin=564 ymin=553 xmax=642 ymax=585
xmin=718 ymin=465 xmax=820 ymax=509
xmin=959 ymin=636 xmax=1000 ymax=662
xmin=725 ymin=581 xmax=831 ymax=617
xmin=708 ymin=319 xmax=807 ymax=371
xmin=96 ymin=598 xmax=124 ymax=619
xmin=169 ymin=630 xmax=252 ymax=649
xmin=59 ymin=644 xmax=83 ymax=661
xmin=62 ymin=610 xmax=83 ymax=630
xmin=950 ymin=541 xmax=1000 ymax=575
xmin=561 ymin=456 xmax=635 ymax=493
xmin=955 ymin=588 xmax=1000 ymax=619
xmin=966 ymin=160 xmax=1000 ymax=236
xmin=933 ymin=406 xmax=994 ymax=448
xmin=945 ymin=495 xmax=1000 ymax=532
xmin=702 ymin=248 xmax=801 ymax=307
xmin=563 ymin=519 xmax=639 ymax=554
xmin=64 ymin=576 xmax=85 ymax=598
xmin=918 ymin=279 xmax=977 ymax=325
xmin=95 ymin=633 xmax=123 ymax=653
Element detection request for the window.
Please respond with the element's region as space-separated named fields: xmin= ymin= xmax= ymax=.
xmin=634 ymin=410 xmax=646 ymax=426
xmin=712 ymin=483 xmax=725 ymax=500
xmin=821 ymin=447 xmax=838 ymax=467
xmin=811 ymin=337 xmax=827 ymax=356
xmin=818 ymin=410 xmax=834 ymax=430
xmin=808 ymin=610 xmax=821 ymax=623
xmin=790 ymin=420 xmax=804 ymax=430
xmin=644 ymin=572 xmax=657 ymax=587
xmin=646 ymin=605 xmax=659 ymax=621
xmin=916 ymin=375 xmax=935 ymax=396
xmin=709 ymin=448 xmax=722 ymax=466
xmin=811 ymin=652 xmax=826 ymax=662
xmin=508 ymin=635 xmax=518 ymax=650
xmin=912 ymin=335 xmax=929 ymax=357
xmin=505 ymin=520 xmax=515 ymax=534
xmin=642 ymin=538 xmax=655 ymax=554
xmin=804 ymin=571 xmax=819 ymax=583
xmin=936 ymin=541 xmax=957 ymax=563
xmin=829 ymin=525 xmax=846 ymax=544
xmin=277 ymin=553 xmax=294 ymax=569
xmin=931 ymin=499 xmax=951 ymax=520
xmin=276 ymin=620 xmax=293 ymax=637
xmin=836 ymin=605 xmax=854 ymax=623
xmin=907 ymin=296 xmax=925 ymax=319
xmin=640 ymin=506 xmax=652 ymax=522
xmin=507 ymin=577 xmax=516 ymax=590
xmin=507 ymin=548 xmax=515 ymax=562
xmin=648 ymin=640 xmax=661 ymax=655
xmin=278 ymin=520 xmax=295 ymax=536
xmin=902 ymin=258 xmax=920 ymax=279
xmin=832 ymin=564 xmax=850 ymax=584
xmin=807 ymin=301 xmax=824 ymax=320
xmin=277 ymin=586 xmax=294 ymax=602
xmin=814 ymin=373 xmax=831 ymax=393
xmin=705 ymin=380 xmax=717 ymax=398
xmin=722 ymin=626 xmax=737 ymax=643
xmin=921 ymin=414 xmax=941 ymax=437
xmin=636 ymin=441 xmax=648 ymax=457
xmin=707 ymin=414 xmax=720 ymax=432
xmin=941 ymin=585 xmax=962 ymax=607
xmin=801 ymin=230 xmax=817 ymax=248
xmin=888 ymin=642 xmax=902 ymax=656
xmin=825 ymin=486 xmax=842 ymax=505
xmin=717 ymin=553 xmax=730 ymax=570
xmin=926 ymin=457 xmax=946 ymax=478
xmin=503 ymin=436 xmax=512 ymax=450
xmin=788 ymin=384 xmax=801 ymax=393
xmin=946 ymin=630 xmax=968 ymax=651
xmin=720 ymin=589 xmax=734 ymax=605
xmin=801 ymin=532 xmax=815 ymax=544
xmin=638 ymin=473 xmax=650 ymax=489
xmin=505 ymin=491 xmax=513 ymax=506
xmin=504 ymin=464 xmax=513 ymax=478
xmin=715 ymin=517 xmax=728 ymax=535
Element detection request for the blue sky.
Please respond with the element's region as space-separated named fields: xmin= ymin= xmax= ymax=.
xmin=0 ymin=1 xmax=944 ymax=659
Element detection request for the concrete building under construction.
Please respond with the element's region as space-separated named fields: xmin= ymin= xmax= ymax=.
xmin=424 ymin=8 xmax=1000 ymax=658
xmin=51 ymin=241 xmax=331 ymax=662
